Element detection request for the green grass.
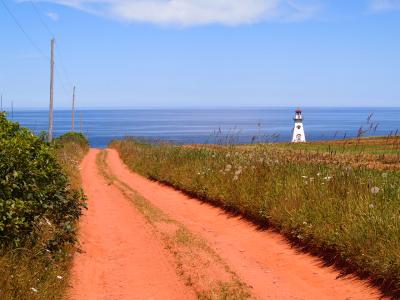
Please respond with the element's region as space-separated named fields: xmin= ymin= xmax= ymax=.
xmin=0 ymin=129 xmax=89 ymax=300
xmin=111 ymin=138 xmax=400 ymax=296
xmin=272 ymin=136 xmax=400 ymax=155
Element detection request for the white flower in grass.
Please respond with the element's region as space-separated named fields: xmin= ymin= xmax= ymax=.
xmin=371 ymin=187 xmax=380 ymax=194
xmin=369 ymin=204 xmax=375 ymax=209
xmin=323 ymin=176 xmax=332 ymax=181
xmin=316 ymin=172 xmax=321 ymax=176
xmin=233 ymin=175 xmax=239 ymax=181
xmin=225 ymin=164 xmax=232 ymax=172
xmin=57 ymin=275 xmax=63 ymax=280
xmin=30 ymin=287 xmax=38 ymax=293
xmin=235 ymin=169 xmax=242 ymax=176
xmin=301 ymin=176 xmax=308 ymax=179
xmin=382 ymin=173 xmax=388 ymax=178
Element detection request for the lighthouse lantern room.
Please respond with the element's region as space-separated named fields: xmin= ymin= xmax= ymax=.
xmin=292 ymin=109 xmax=306 ymax=143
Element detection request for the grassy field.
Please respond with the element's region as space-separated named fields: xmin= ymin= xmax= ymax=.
xmin=0 ymin=122 xmax=89 ymax=300
xmin=111 ymin=136 xmax=400 ymax=296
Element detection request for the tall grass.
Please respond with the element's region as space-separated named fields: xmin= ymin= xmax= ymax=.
xmin=111 ymin=138 xmax=400 ymax=295
xmin=0 ymin=131 xmax=89 ymax=300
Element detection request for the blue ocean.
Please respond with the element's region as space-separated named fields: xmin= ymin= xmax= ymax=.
xmin=5 ymin=107 xmax=400 ymax=148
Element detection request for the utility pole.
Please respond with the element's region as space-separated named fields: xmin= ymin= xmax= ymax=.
xmin=48 ymin=38 xmax=55 ymax=142
xmin=1 ymin=94 xmax=3 ymax=112
xmin=72 ymin=86 xmax=76 ymax=131
xmin=11 ymin=101 xmax=14 ymax=119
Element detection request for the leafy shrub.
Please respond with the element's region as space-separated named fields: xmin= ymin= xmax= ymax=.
xmin=0 ymin=113 xmax=84 ymax=248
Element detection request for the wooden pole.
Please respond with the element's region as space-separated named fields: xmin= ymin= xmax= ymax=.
xmin=48 ymin=38 xmax=55 ymax=142
xmin=72 ymin=86 xmax=76 ymax=131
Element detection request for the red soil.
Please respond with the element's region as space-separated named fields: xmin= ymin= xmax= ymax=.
xmin=104 ymin=148 xmax=384 ymax=300
xmin=68 ymin=149 xmax=196 ymax=300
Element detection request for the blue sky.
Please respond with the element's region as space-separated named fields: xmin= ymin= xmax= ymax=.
xmin=0 ymin=0 xmax=399 ymax=108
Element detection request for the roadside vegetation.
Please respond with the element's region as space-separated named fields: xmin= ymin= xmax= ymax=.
xmin=111 ymin=137 xmax=400 ymax=296
xmin=0 ymin=113 xmax=88 ymax=300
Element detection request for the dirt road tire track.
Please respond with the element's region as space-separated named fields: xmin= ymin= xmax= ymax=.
xmin=68 ymin=149 xmax=196 ymax=300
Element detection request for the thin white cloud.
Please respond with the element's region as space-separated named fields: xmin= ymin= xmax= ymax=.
xmin=46 ymin=11 xmax=60 ymax=21
xmin=31 ymin=0 xmax=320 ymax=26
xmin=371 ymin=0 xmax=400 ymax=11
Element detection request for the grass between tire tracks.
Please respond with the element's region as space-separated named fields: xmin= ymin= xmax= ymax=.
xmin=96 ymin=150 xmax=252 ymax=300
xmin=110 ymin=137 xmax=400 ymax=297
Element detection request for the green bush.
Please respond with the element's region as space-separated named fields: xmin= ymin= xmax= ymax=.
xmin=54 ymin=132 xmax=89 ymax=149
xmin=0 ymin=113 xmax=84 ymax=248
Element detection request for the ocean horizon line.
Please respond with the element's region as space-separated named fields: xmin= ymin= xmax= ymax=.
xmin=3 ymin=105 xmax=400 ymax=111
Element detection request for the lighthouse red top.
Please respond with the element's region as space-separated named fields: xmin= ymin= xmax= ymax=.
xmin=294 ymin=108 xmax=303 ymax=121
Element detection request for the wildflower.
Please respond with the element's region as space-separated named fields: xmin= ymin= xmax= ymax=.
xmin=369 ymin=204 xmax=374 ymax=209
xmin=382 ymin=173 xmax=388 ymax=178
xmin=233 ymin=175 xmax=239 ymax=181
xmin=309 ymin=177 xmax=314 ymax=181
xmin=371 ymin=187 xmax=380 ymax=194
xmin=30 ymin=287 xmax=38 ymax=293
xmin=301 ymin=176 xmax=308 ymax=179
xmin=316 ymin=172 xmax=321 ymax=176
xmin=302 ymin=221 xmax=307 ymax=225
xmin=235 ymin=169 xmax=242 ymax=176
xmin=44 ymin=218 xmax=52 ymax=226
xmin=226 ymin=153 xmax=231 ymax=158
xmin=57 ymin=276 xmax=63 ymax=280
xmin=225 ymin=164 xmax=232 ymax=172
xmin=323 ymin=176 xmax=332 ymax=181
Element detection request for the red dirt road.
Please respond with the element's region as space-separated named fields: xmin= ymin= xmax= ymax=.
xmin=70 ymin=148 xmax=384 ymax=299
xmin=69 ymin=149 xmax=196 ymax=300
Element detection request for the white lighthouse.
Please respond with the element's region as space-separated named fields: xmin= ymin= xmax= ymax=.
xmin=292 ymin=109 xmax=306 ymax=142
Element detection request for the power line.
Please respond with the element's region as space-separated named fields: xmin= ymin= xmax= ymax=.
xmin=0 ymin=0 xmax=48 ymax=59
xmin=29 ymin=0 xmax=73 ymax=88
xmin=29 ymin=0 xmax=55 ymax=38
xmin=2 ymin=0 xmax=76 ymax=106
